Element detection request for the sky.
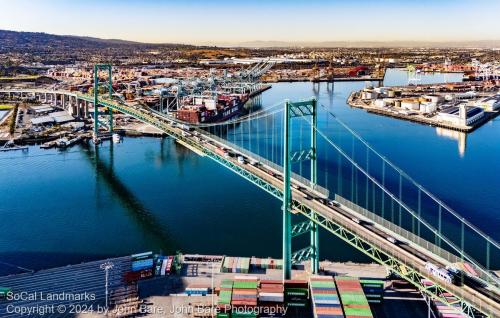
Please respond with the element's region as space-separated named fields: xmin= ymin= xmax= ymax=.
xmin=0 ymin=0 xmax=499 ymax=44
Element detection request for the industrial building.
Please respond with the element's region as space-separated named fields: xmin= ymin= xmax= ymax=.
xmin=437 ymin=105 xmax=484 ymax=126
xmin=30 ymin=110 xmax=74 ymax=126
xmin=474 ymin=94 xmax=500 ymax=111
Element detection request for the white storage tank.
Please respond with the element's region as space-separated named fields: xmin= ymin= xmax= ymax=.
xmin=420 ymin=102 xmax=437 ymax=113
xmin=362 ymin=90 xmax=378 ymax=100
xmin=374 ymin=99 xmax=386 ymax=107
xmin=401 ymin=99 xmax=420 ymax=111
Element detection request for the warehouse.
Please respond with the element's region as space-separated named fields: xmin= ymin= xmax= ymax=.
xmin=30 ymin=110 xmax=75 ymax=126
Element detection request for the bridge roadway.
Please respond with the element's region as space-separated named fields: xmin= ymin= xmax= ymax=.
xmin=2 ymin=89 xmax=500 ymax=317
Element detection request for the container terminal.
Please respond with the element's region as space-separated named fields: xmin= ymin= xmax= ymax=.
xmin=0 ymin=252 xmax=452 ymax=318
xmin=0 ymin=59 xmax=275 ymax=145
xmin=347 ymin=80 xmax=500 ymax=132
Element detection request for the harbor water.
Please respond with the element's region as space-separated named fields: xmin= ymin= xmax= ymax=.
xmin=0 ymin=69 xmax=498 ymax=274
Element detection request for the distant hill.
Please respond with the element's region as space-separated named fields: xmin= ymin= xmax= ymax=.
xmin=0 ymin=29 xmax=190 ymax=51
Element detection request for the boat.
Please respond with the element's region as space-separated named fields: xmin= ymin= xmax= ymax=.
xmin=40 ymin=141 xmax=56 ymax=149
xmin=176 ymin=93 xmax=249 ymax=124
xmin=0 ymin=140 xmax=29 ymax=152
xmin=56 ymin=137 xmax=69 ymax=148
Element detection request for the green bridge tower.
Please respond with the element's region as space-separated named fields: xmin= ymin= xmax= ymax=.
xmin=283 ymin=98 xmax=319 ymax=280
xmin=93 ymin=64 xmax=113 ymax=140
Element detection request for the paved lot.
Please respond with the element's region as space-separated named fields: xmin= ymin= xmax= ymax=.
xmin=0 ymin=256 xmax=132 ymax=318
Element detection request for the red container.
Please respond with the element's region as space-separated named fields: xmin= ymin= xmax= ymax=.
xmin=316 ymin=308 xmax=343 ymax=315
xmin=261 ymin=280 xmax=283 ymax=284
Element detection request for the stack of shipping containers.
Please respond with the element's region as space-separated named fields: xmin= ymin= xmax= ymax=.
xmin=222 ymin=257 xmax=251 ymax=273
xmin=250 ymin=257 xmax=283 ymax=270
xmin=432 ymin=293 xmax=467 ymax=318
xmin=231 ymin=277 xmax=258 ymax=318
xmin=124 ymin=252 xmax=154 ymax=283
xmin=335 ymin=276 xmax=374 ymax=318
xmin=154 ymin=255 xmax=174 ymax=276
xmin=217 ymin=279 xmax=233 ymax=318
xmin=310 ymin=276 xmax=344 ymax=318
xmin=359 ymin=279 xmax=384 ymax=304
xmin=259 ymin=280 xmax=285 ymax=318
xmin=284 ymin=279 xmax=310 ymax=314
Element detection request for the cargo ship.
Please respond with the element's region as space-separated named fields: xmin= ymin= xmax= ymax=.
xmin=176 ymin=93 xmax=249 ymax=124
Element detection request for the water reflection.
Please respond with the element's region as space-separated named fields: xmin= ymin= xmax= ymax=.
xmin=82 ymin=141 xmax=178 ymax=253
xmin=435 ymin=127 xmax=467 ymax=157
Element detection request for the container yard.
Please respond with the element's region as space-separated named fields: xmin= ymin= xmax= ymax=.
xmin=0 ymin=252 xmax=440 ymax=317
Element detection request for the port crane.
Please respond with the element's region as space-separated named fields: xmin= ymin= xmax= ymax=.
xmin=152 ymin=59 xmax=275 ymax=114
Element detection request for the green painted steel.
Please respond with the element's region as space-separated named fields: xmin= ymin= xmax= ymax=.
xmin=291 ymin=220 xmax=312 ymax=237
xmin=282 ymin=100 xmax=292 ymax=280
xmin=108 ymin=66 xmax=113 ymax=132
xmin=285 ymin=98 xmax=319 ymax=274
xmin=310 ymin=98 xmax=319 ymax=273
xmin=93 ymin=64 xmax=113 ymax=138
xmin=291 ymin=246 xmax=314 ymax=264
xmin=93 ymin=65 xmax=98 ymax=137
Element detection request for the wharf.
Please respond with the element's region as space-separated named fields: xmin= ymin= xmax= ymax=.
xmin=248 ymin=84 xmax=272 ymax=98
xmin=347 ymin=92 xmax=500 ymax=133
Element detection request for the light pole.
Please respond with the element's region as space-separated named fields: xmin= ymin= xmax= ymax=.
xmin=211 ymin=261 xmax=215 ymax=318
xmin=100 ymin=261 xmax=114 ymax=310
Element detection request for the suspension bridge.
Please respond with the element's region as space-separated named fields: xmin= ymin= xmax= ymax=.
xmin=1 ymin=65 xmax=499 ymax=317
